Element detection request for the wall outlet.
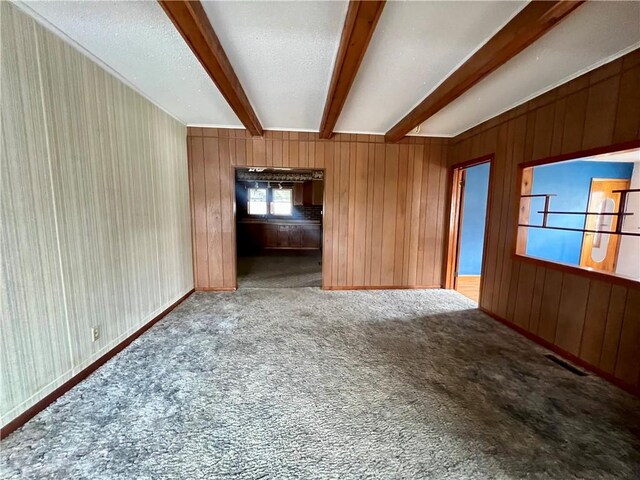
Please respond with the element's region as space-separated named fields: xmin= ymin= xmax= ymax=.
xmin=91 ymin=326 xmax=100 ymax=342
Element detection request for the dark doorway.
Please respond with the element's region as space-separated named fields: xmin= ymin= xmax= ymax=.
xmin=235 ymin=168 xmax=324 ymax=288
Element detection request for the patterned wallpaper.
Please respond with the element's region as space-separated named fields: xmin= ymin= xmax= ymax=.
xmin=0 ymin=3 xmax=193 ymax=427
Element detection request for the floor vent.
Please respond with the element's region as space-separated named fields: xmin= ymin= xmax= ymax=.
xmin=545 ymin=354 xmax=587 ymax=376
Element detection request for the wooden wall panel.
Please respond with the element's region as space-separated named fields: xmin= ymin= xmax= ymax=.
xmin=188 ymin=130 xmax=449 ymax=290
xmin=1 ymin=3 xmax=192 ymax=428
xmin=449 ymin=49 xmax=640 ymax=392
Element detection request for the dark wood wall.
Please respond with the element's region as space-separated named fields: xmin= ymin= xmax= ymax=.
xmin=187 ymin=131 xmax=449 ymax=290
xmin=448 ymin=49 xmax=640 ymax=392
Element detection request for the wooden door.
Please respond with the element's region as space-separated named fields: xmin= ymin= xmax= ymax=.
xmin=579 ymin=179 xmax=630 ymax=272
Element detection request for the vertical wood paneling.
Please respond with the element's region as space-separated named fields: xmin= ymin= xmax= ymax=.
xmin=513 ymin=262 xmax=536 ymax=328
xmin=528 ymin=267 xmax=546 ymax=333
xmin=393 ymin=145 xmax=409 ymax=285
xmin=614 ymin=289 xmax=640 ymax=385
xmin=352 ymin=143 xmax=368 ymax=286
xmin=613 ymin=65 xmax=640 ymax=143
xmin=433 ymin=144 xmax=448 ymax=287
xmin=364 ymin=144 xmax=376 ymax=285
xmin=554 ymin=274 xmax=590 ymax=356
xmin=337 ymin=143 xmax=350 ymax=286
xmin=346 ymin=143 xmax=357 ymax=285
xmin=204 ymin=137 xmax=224 ymax=287
xmin=579 ymin=280 xmax=612 ymax=365
xmin=561 ymin=89 xmax=589 ymax=153
xmin=1 ymin=2 xmax=192 ymax=427
xmin=449 ymin=50 xmax=640 ymax=391
xmin=422 ymin=145 xmax=441 ymax=286
xmin=322 ymin=142 xmax=333 ymax=288
xmin=371 ymin=143 xmax=386 ymax=286
xmin=599 ymin=285 xmax=628 ymax=374
xmin=380 ymin=145 xmax=398 ymax=285
xmin=581 ymin=76 xmax=619 ymax=150
xmin=190 ymin=137 xmax=209 ymax=288
xmin=189 ymin=132 xmax=449 ymax=290
xmin=406 ymin=146 xmax=424 ymax=286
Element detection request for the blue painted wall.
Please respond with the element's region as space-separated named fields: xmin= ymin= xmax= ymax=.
xmin=526 ymin=160 xmax=634 ymax=265
xmin=459 ymin=163 xmax=490 ymax=275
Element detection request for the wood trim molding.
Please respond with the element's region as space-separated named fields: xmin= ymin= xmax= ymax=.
xmin=449 ymin=154 xmax=495 ymax=171
xmin=323 ymin=285 xmax=440 ymax=291
xmin=444 ymin=168 xmax=464 ymax=289
xmin=519 ymin=139 xmax=640 ymax=169
xmin=479 ymin=307 xmax=640 ymax=398
xmin=158 ymin=0 xmax=263 ymax=136
xmin=0 ymin=289 xmax=195 ymax=440
xmin=515 ymin=167 xmax=533 ymax=255
xmin=195 ymin=287 xmax=237 ymax=292
xmin=453 ymin=169 xmax=467 ymax=290
xmin=385 ymin=1 xmax=584 ymax=142
xmin=319 ymin=0 xmax=386 ymax=139
xmin=444 ymin=154 xmax=494 ymax=291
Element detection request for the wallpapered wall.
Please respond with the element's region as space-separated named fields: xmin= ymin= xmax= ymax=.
xmin=0 ymin=3 xmax=193 ymax=428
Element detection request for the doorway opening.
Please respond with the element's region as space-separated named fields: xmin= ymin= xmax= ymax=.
xmin=235 ymin=168 xmax=324 ymax=288
xmin=446 ymin=158 xmax=492 ymax=303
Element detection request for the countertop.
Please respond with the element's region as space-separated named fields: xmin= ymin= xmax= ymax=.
xmin=238 ymin=218 xmax=321 ymax=226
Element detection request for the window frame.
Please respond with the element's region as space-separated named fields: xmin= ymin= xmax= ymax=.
xmin=245 ymin=186 xmax=294 ymax=217
xmin=247 ymin=187 xmax=268 ymax=216
xmin=269 ymin=188 xmax=293 ymax=216
xmin=512 ymin=140 xmax=640 ymax=289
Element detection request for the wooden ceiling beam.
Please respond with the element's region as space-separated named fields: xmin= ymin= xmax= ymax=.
xmin=159 ymin=0 xmax=263 ymax=136
xmin=319 ymin=0 xmax=386 ymax=139
xmin=384 ymin=0 xmax=584 ymax=143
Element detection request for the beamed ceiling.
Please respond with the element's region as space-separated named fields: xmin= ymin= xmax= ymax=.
xmin=15 ymin=0 xmax=640 ymax=139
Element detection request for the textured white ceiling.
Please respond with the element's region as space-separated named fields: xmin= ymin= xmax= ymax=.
xmin=582 ymin=149 xmax=640 ymax=164
xmin=417 ymin=0 xmax=640 ymax=137
xmin=16 ymin=0 xmax=242 ymax=127
xmin=200 ymin=0 xmax=347 ymax=131
xmin=13 ymin=0 xmax=640 ymax=137
xmin=334 ymin=0 xmax=528 ymax=135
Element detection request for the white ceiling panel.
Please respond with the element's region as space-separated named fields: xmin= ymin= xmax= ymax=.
xmin=418 ymin=0 xmax=640 ymax=137
xmin=200 ymin=0 xmax=348 ymax=131
xmin=12 ymin=0 xmax=640 ymax=137
xmin=17 ymin=0 xmax=242 ymax=127
xmin=334 ymin=0 xmax=527 ymax=135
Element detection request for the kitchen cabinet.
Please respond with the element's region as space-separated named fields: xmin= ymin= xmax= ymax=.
xmin=237 ymin=221 xmax=321 ymax=253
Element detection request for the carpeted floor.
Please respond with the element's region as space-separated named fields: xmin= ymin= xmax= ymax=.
xmin=1 ymin=288 xmax=639 ymax=479
xmin=237 ymin=252 xmax=322 ymax=288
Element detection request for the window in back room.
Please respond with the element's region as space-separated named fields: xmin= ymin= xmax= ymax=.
xmin=247 ymin=187 xmax=268 ymax=215
xmin=270 ymin=188 xmax=293 ymax=216
xmin=516 ymin=147 xmax=640 ymax=282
